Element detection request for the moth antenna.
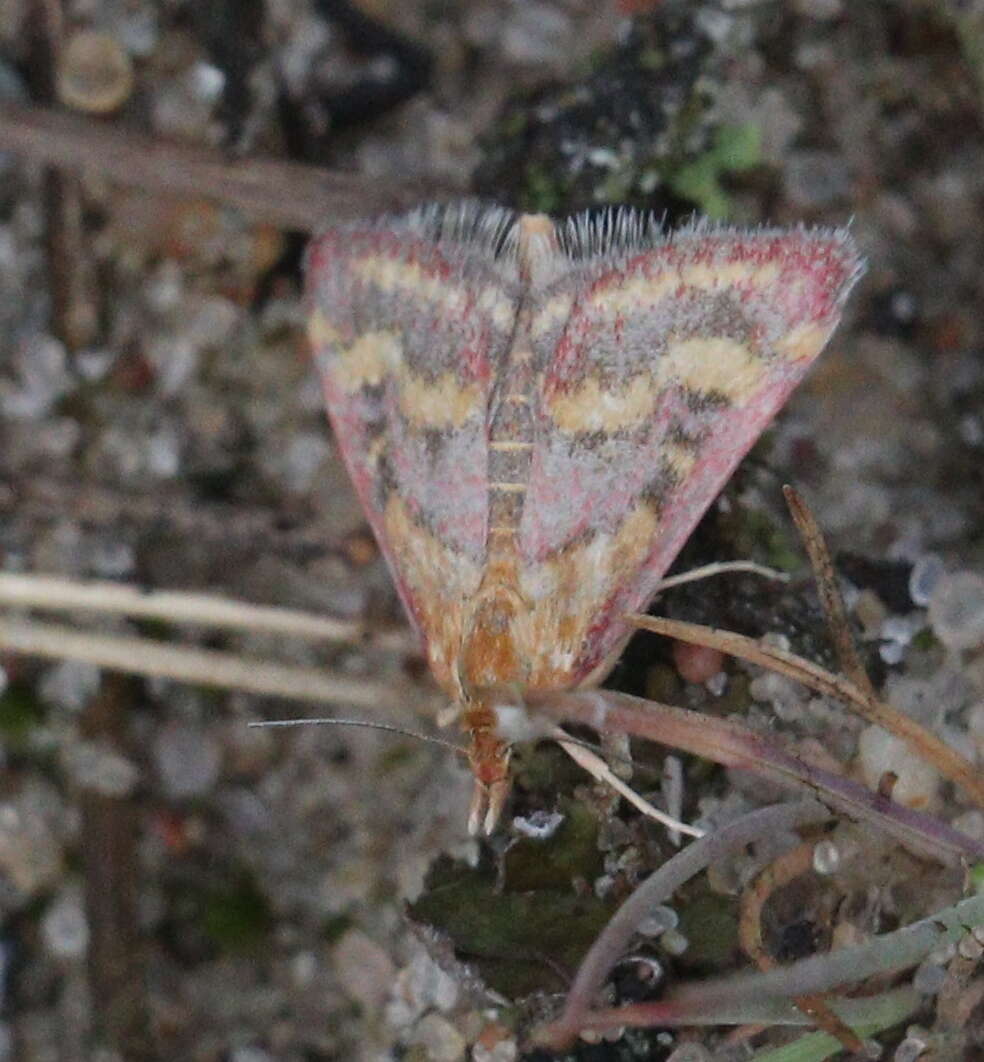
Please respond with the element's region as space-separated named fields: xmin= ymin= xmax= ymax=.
xmin=247 ymin=716 xmax=467 ymax=756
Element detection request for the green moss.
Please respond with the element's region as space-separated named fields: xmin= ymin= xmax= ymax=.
xmin=971 ymin=862 xmax=984 ymax=895
xmin=519 ymin=164 xmax=563 ymax=214
xmin=910 ymin=626 xmax=937 ymax=652
xmin=203 ymin=874 xmax=272 ymax=952
xmin=0 ymin=684 xmax=45 ymax=748
xmin=408 ymin=848 xmax=614 ymax=998
xmin=668 ymin=155 xmax=732 ymax=219
xmin=408 ymin=801 xmax=611 ymax=998
xmin=502 ymin=799 xmax=603 ymax=891
xmin=728 ymin=503 xmax=801 ymax=575
xmin=667 ymin=122 xmax=762 ymax=219
xmin=594 ymin=166 xmax=638 ymax=205
xmin=511 ymin=740 xmax=583 ymax=796
xmin=676 ymin=890 xmax=740 ymax=972
xmin=321 ymin=912 xmax=354 ymax=943
xmin=713 ymin=122 xmax=762 ymax=172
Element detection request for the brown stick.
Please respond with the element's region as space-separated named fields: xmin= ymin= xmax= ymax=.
xmin=0 ymin=103 xmax=459 ymax=231
xmin=783 ymin=485 xmax=877 ymax=701
xmin=79 ymin=676 xmax=158 ymax=1060
xmin=25 ymin=2 xmax=98 ymax=348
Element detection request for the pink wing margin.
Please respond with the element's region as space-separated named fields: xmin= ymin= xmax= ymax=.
xmin=522 ymin=224 xmax=865 ymax=685
xmin=304 ymin=207 xmax=521 ymax=647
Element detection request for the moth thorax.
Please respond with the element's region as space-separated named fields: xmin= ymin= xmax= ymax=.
xmin=456 ymin=581 xmax=530 ymax=694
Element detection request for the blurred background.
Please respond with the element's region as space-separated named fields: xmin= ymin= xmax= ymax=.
xmin=0 ymin=2 xmax=983 ymax=1060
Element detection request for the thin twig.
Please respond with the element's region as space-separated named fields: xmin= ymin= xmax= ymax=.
xmin=0 ymin=102 xmax=458 ymax=231
xmin=0 ymin=571 xmax=414 ymax=651
xmin=628 ymin=613 xmax=984 ymax=807
xmin=783 ymin=485 xmax=877 ymax=700
xmin=0 ymin=616 xmax=430 ymax=717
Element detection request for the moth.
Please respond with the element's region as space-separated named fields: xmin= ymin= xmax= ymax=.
xmin=304 ymin=203 xmax=863 ymax=834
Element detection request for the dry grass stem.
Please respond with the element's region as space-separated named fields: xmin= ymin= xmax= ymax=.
xmin=654 ymin=560 xmax=791 ymax=593
xmin=782 ymin=485 xmax=878 ymax=699
xmin=0 ymin=102 xmax=456 ymax=231
xmin=0 ymin=616 xmax=426 ymax=718
xmin=627 ymin=613 xmax=984 ymax=807
xmin=0 ymin=570 xmax=414 ymax=651
xmin=551 ymin=725 xmax=704 ymax=838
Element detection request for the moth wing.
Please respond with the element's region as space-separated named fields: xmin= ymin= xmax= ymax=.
xmin=519 ymin=223 xmax=864 ymax=687
xmin=305 ymin=206 xmax=521 ymax=691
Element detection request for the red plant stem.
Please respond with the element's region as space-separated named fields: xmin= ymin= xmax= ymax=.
xmin=526 ymin=688 xmax=984 ymax=866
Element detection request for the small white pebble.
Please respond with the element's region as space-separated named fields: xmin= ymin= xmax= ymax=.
xmin=637 ymin=905 xmax=678 ymax=937
xmin=760 ymin=631 xmax=791 ymax=652
xmin=41 ymin=884 xmax=89 ymax=959
xmin=812 ymin=839 xmax=840 ymax=874
xmin=512 ymin=810 xmax=563 ymax=840
xmin=749 ymin=671 xmax=805 ymax=720
xmin=951 ymin=809 xmax=984 ymax=841
xmin=928 ymin=571 xmax=984 ymax=650
xmin=881 ymin=615 xmax=919 ymax=646
xmin=856 ymin=725 xmax=941 ymax=810
xmin=909 ymin=555 xmax=945 ymax=607
xmin=39 ymin=660 xmax=101 ymax=712
xmin=61 ymin=740 xmax=139 ymax=798
xmin=407 ymin=1013 xmax=466 ymax=1062
xmin=879 ymin=640 xmax=905 ymax=665
xmin=893 ymin=1035 xmax=927 ymax=1062
xmin=153 ymin=723 xmax=221 ymax=799
xmin=471 ymin=1036 xmax=517 ymax=1062
xmin=705 ymin=670 xmax=727 ymax=696
xmin=229 ymin=1049 xmax=274 ymax=1062
xmin=660 ymin=929 xmax=689 ymax=956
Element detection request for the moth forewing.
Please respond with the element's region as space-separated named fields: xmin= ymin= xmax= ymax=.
xmin=305 ymin=202 xmax=863 ymax=832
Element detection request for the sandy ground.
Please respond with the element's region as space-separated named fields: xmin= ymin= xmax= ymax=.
xmin=0 ymin=2 xmax=983 ymax=1060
